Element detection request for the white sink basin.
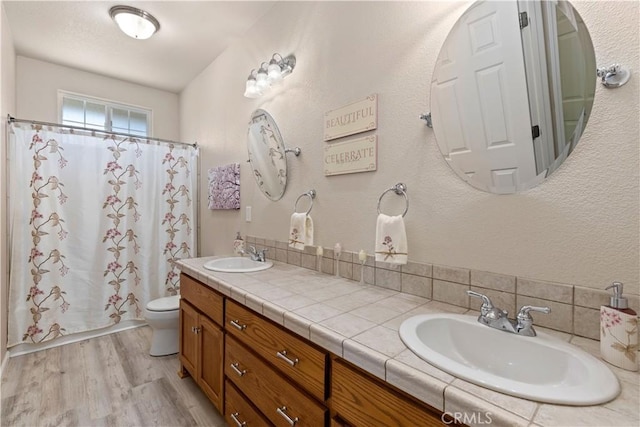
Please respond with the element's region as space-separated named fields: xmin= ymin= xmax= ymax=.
xmin=399 ymin=313 xmax=620 ymax=405
xmin=203 ymin=257 xmax=273 ymax=273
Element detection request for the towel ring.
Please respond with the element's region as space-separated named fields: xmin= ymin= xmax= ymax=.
xmin=294 ymin=190 xmax=316 ymax=215
xmin=377 ymin=183 xmax=409 ymax=217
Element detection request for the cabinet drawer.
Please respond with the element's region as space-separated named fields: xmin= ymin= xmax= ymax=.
xmin=225 ymin=380 xmax=273 ymax=427
xmin=331 ymin=359 xmax=443 ymax=427
xmin=225 ymin=300 xmax=327 ymax=400
xmin=226 ymin=335 xmax=327 ymax=427
xmin=180 ymin=273 xmax=223 ymax=326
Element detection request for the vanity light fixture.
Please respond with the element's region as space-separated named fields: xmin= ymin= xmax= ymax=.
xmin=109 ymin=5 xmax=160 ymax=40
xmin=244 ymin=53 xmax=296 ymax=98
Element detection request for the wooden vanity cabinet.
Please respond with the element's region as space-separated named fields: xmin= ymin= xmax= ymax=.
xmin=178 ymin=271 xmax=449 ymax=427
xmin=178 ymin=274 xmax=225 ymax=413
xmin=331 ymin=358 xmax=445 ymax=427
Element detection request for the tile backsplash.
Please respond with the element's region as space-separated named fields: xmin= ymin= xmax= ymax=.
xmin=246 ymin=236 xmax=639 ymax=341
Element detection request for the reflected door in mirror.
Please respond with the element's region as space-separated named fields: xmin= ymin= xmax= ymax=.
xmin=431 ymin=0 xmax=596 ymax=194
xmin=432 ymin=0 xmax=536 ymax=194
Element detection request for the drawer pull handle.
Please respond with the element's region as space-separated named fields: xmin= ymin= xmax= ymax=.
xmin=276 ymin=406 xmax=299 ymax=426
xmin=230 ymin=320 xmax=247 ymax=331
xmin=230 ymin=412 xmax=246 ymax=427
xmin=191 ymin=326 xmax=200 ymax=334
xmin=276 ymin=350 xmax=299 ymax=367
xmin=230 ymin=362 xmax=246 ymax=377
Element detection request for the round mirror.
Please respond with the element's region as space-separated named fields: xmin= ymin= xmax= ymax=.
xmin=247 ymin=109 xmax=288 ymax=201
xmin=431 ymin=0 xmax=596 ymax=194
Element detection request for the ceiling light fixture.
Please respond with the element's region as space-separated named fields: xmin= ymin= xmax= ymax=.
xmin=244 ymin=53 xmax=296 ymax=98
xmin=109 ymin=5 xmax=160 ymax=40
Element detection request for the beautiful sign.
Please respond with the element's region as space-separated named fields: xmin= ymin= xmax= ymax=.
xmin=324 ymin=94 xmax=377 ymax=141
xmin=324 ymin=135 xmax=377 ymax=176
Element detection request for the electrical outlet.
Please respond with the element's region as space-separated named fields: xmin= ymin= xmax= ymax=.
xmin=245 ymin=206 xmax=252 ymax=222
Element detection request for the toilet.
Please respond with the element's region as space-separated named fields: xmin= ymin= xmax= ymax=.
xmin=145 ymin=294 xmax=181 ymax=356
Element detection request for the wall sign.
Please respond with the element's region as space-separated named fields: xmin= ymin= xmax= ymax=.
xmin=324 ymin=94 xmax=377 ymax=141
xmin=324 ymin=135 xmax=377 ymax=176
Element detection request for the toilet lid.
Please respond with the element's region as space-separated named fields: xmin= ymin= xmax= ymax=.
xmin=146 ymin=295 xmax=180 ymax=312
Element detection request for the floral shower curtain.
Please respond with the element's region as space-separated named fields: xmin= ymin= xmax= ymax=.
xmin=7 ymin=122 xmax=198 ymax=347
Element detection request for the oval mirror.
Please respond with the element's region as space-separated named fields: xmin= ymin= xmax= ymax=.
xmin=247 ymin=109 xmax=288 ymax=201
xmin=431 ymin=0 xmax=596 ymax=194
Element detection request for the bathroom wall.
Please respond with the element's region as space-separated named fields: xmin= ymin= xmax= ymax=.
xmin=1 ymin=2 xmax=16 ymax=366
xmin=180 ymin=1 xmax=639 ymax=296
xmin=15 ymin=56 xmax=180 ymax=141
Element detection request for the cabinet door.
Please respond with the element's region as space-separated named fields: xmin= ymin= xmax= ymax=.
xmin=198 ymin=315 xmax=225 ymax=413
xmin=179 ymin=301 xmax=199 ymax=376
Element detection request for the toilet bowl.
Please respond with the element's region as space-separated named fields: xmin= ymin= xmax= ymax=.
xmin=145 ymin=295 xmax=180 ymax=356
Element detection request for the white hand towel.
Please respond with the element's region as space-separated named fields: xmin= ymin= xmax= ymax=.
xmin=289 ymin=213 xmax=314 ymax=250
xmin=375 ymin=214 xmax=408 ymax=264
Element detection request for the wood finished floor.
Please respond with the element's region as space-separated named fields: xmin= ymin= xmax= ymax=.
xmin=0 ymin=326 xmax=228 ymax=427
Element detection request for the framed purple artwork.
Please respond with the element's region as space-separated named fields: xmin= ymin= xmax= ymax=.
xmin=208 ymin=163 xmax=240 ymax=210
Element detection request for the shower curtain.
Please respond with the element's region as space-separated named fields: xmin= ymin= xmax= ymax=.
xmin=7 ymin=121 xmax=198 ymax=347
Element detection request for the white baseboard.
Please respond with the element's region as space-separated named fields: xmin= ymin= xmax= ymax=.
xmin=6 ymin=319 xmax=147 ymax=358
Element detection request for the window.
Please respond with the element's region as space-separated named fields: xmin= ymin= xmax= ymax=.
xmin=59 ymin=91 xmax=151 ymax=137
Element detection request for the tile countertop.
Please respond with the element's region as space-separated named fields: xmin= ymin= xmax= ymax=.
xmin=176 ymin=257 xmax=639 ymax=427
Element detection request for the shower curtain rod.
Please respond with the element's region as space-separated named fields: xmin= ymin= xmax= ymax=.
xmin=7 ymin=115 xmax=197 ymax=148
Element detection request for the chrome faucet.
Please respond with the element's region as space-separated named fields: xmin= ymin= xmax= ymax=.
xmin=243 ymin=246 xmax=268 ymax=262
xmin=467 ymin=290 xmax=550 ymax=337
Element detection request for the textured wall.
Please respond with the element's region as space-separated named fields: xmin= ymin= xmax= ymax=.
xmin=180 ymin=1 xmax=639 ymax=295
xmin=15 ymin=56 xmax=180 ymax=141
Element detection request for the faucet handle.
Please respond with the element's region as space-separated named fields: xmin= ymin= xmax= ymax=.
xmin=467 ymin=290 xmax=494 ymax=316
xmin=517 ymin=305 xmax=551 ymax=320
xmin=255 ymin=248 xmax=268 ymax=261
xmin=516 ymin=305 xmax=550 ymax=336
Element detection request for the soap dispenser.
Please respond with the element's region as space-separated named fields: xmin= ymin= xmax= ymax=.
xmin=600 ymin=282 xmax=638 ymax=371
xmin=233 ymin=232 xmax=245 ymax=255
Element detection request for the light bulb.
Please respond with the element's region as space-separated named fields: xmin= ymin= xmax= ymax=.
xmin=255 ymin=70 xmax=269 ymax=91
xmin=244 ymin=79 xmax=261 ymax=98
xmin=267 ymin=61 xmax=283 ymax=84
